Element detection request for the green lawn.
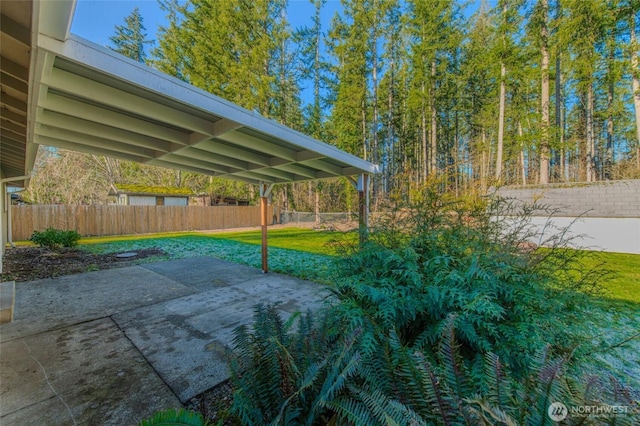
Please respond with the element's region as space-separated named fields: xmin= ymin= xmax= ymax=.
xmin=203 ymin=228 xmax=357 ymax=256
xmin=78 ymin=227 xmax=355 ymax=256
xmin=77 ymin=227 xmax=640 ymax=304
xmin=80 ymin=228 xmax=347 ymax=283
xmin=576 ymin=251 xmax=640 ymax=304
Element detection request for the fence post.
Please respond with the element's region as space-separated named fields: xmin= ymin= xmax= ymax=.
xmin=260 ymin=183 xmax=274 ymax=273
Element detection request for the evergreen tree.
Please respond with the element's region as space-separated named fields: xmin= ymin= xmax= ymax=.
xmin=150 ymin=0 xmax=186 ymax=79
xmin=109 ymin=7 xmax=153 ymax=63
xmin=326 ymin=1 xmax=372 ymax=157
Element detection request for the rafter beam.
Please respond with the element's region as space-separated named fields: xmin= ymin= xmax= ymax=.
xmin=0 ymin=73 xmax=28 ymax=94
xmin=147 ymin=159 xmax=218 ymax=177
xmin=0 ymin=127 xmax=24 ymax=142
xmin=296 ymin=150 xmax=324 ymax=162
xmin=42 ymin=93 xmax=190 ymax=145
xmin=34 ymin=135 xmax=146 ymax=163
xmin=0 ymin=56 xmax=29 ymax=82
xmin=0 ymin=15 xmax=30 ymax=46
xmin=156 ymin=153 xmax=233 ymax=174
xmin=197 ymin=139 xmax=271 ymax=166
xmin=273 ymin=163 xmax=317 ymax=179
xmin=173 ymin=147 xmax=248 ymax=171
xmin=36 ymin=124 xmax=157 ymax=158
xmin=0 ymin=119 xmax=26 ymax=136
xmin=0 ymin=92 xmax=27 ymax=111
xmin=216 ymin=131 xmax=296 ymax=162
xmin=246 ymin=165 xmax=295 ymax=181
xmin=39 ymin=110 xmax=172 ymax=152
xmin=45 ymin=67 xmax=217 ymax=135
xmin=211 ymin=118 xmax=243 ymax=137
xmin=301 ymin=159 xmax=344 ymax=176
xmin=1 ymin=108 xmax=27 ymax=126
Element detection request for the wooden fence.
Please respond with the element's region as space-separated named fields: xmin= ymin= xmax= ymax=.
xmin=10 ymin=205 xmax=274 ymax=241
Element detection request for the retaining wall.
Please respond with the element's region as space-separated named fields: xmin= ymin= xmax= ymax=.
xmin=495 ymin=180 xmax=640 ymax=254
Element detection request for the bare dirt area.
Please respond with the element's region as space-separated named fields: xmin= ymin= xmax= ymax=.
xmin=0 ymin=246 xmax=166 ymax=282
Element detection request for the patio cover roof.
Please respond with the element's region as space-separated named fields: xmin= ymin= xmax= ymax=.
xmin=1 ymin=0 xmax=376 ymax=274
xmin=1 ymin=0 xmax=377 ymax=186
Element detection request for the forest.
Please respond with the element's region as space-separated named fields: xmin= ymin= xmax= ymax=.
xmin=26 ymin=0 xmax=640 ymax=212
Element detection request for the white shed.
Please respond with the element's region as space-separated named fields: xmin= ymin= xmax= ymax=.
xmin=109 ymin=184 xmax=192 ymax=206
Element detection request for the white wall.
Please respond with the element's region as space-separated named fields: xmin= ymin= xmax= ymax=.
xmin=527 ymin=217 xmax=640 ymax=254
xmin=164 ymin=197 xmax=188 ymax=206
xmin=128 ymin=195 xmax=156 ymax=206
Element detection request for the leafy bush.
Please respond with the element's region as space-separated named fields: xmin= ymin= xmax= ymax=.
xmin=332 ymin=184 xmax=608 ymax=373
xmin=30 ymin=227 xmax=81 ymax=249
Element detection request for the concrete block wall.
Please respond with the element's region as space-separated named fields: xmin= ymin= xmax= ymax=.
xmin=495 ymin=179 xmax=640 ymax=218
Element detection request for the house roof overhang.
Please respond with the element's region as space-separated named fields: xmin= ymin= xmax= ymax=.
xmin=1 ymin=0 xmax=377 ymax=188
xmin=1 ymin=0 xmax=36 ymax=184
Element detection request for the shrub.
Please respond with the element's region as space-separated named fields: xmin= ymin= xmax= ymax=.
xmin=30 ymin=227 xmax=81 ymax=249
xmin=332 ymin=183 xmax=608 ymax=374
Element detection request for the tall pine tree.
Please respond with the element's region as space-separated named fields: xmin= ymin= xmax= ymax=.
xmin=109 ymin=7 xmax=153 ymax=63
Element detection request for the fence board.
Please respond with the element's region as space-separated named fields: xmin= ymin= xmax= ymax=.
xmin=10 ymin=205 xmax=272 ymax=241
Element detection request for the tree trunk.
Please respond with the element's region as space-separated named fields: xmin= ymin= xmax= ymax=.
xmin=630 ymin=14 xmax=640 ymax=170
xmin=371 ymin=6 xmax=379 ymax=199
xmin=555 ymin=26 xmax=563 ymax=181
xmin=496 ymin=61 xmax=506 ymax=181
xmin=519 ymin=121 xmax=526 ymax=185
xmin=539 ymin=0 xmax=550 ymax=184
xmin=430 ymin=59 xmax=437 ymax=176
xmin=586 ymin=83 xmax=595 ymax=182
xmin=606 ymin=65 xmax=614 ymax=180
xmin=481 ymin=129 xmax=487 ymax=192
xmin=361 ymin=99 xmax=367 ymax=161
xmin=421 ymin=80 xmax=428 ymax=183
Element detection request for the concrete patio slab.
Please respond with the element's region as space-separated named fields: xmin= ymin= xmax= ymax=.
xmin=0 ymin=266 xmax=196 ymax=343
xmin=114 ymin=269 xmax=329 ymax=402
xmin=1 ymin=317 xmax=181 ymax=425
xmin=0 ymin=256 xmax=330 ymax=424
xmin=142 ymin=256 xmax=265 ymax=290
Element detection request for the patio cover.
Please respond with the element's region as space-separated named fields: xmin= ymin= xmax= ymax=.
xmin=0 ymin=0 xmax=377 ymax=273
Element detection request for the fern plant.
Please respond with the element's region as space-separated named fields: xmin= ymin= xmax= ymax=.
xmin=230 ymin=307 xmax=638 ymax=426
xmin=227 ymin=184 xmax=636 ymax=425
xmin=138 ymin=408 xmax=210 ymax=426
xmin=229 ymin=303 xmax=362 ymax=425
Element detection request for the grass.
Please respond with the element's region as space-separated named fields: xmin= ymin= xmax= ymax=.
xmin=203 ymin=228 xmax=357 ymax=256
xmin=580 ymin=251 xmax=640 ymax=304
xmin=80 ymin=228 xmax=347 ymax=283
xmin=75 ymin=227 xmax=355 ymax=256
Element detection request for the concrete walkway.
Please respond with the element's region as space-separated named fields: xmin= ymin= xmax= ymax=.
xmin=0 ymin=257 xmax=329 ymax=425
